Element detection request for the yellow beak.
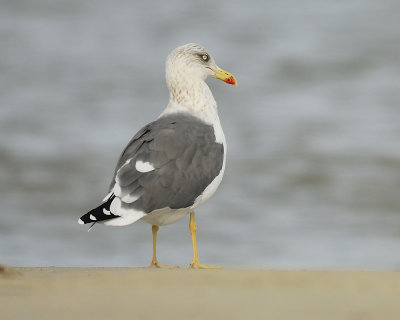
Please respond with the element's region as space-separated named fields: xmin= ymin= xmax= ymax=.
xmin=209 ymin=67 xmax=237 ymax=86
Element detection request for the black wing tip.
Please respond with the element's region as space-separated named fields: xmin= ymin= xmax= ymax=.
xmin=78 ymin=194 xmax=120 ymax=225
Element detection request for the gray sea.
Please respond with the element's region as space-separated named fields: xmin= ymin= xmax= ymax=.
xmin=1 ymin=0 xmax=400 ymax=269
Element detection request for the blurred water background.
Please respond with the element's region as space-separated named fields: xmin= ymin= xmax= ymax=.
xmin=1 ymin=0 xmax=400 ymax=269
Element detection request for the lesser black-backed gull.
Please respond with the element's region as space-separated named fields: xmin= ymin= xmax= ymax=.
xmin=78 ymin=43 xmax=237 ymax=268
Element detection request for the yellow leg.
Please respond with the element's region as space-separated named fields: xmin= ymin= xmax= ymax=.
xmin=149 ymin=225 xmax=177 ymax=269
xmin=189 ymin=212 xmax=221 ymax=269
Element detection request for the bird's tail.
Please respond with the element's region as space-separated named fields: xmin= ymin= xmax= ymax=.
xmin=78 ymin=194 xmax=120 ymax=225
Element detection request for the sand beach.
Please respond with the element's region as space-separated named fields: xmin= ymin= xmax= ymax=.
xmin=1 ymin=266 xmax=399 ymax=320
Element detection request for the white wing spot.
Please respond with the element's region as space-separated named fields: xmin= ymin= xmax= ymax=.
xmin=103 ymin=208 xmax=111 ymax=215
xmin=89 ymin=214 xmax=97 ymax=221
xmin=135 ymin=160 xmax=155 ymax=173
xmin=78 ymin=218 xmax=84 ymax=225
xmin=113 ymin=183 xmax=122 ymax=197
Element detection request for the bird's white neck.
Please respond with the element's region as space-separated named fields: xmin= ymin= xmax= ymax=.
xmin=161 ymin=77 xmax=219 ymax=125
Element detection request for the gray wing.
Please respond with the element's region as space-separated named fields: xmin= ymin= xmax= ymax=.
xmin=110 ymin=114 xmax=224 ymax=213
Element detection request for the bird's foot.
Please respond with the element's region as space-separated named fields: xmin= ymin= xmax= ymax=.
xmin=189 ymin=261 xmax=222 ymax=269
xmin=149 ymin=261 xmax=178 ymax=269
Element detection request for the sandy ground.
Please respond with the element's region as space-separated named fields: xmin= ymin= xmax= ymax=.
xmin=1 ymin=265 xmax=399 ymax=320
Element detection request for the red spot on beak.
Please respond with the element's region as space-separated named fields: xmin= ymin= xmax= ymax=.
xmin=225 ymin=76 xmax=236 ymax=86
xmin=209 ymin=67 xmax=237 ymax=86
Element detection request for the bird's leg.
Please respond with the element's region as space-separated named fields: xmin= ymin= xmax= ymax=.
xmin=149 ymin=225 xmax=177 ymax=268
xmin=189 ymin=212 xmax=221 ymax=269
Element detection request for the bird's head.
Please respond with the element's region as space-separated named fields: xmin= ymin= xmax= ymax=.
xmin=166 ymin=43 xmax=237 ymax=87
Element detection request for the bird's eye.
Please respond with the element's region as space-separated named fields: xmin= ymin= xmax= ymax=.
xmin=202 ymin=54 xmax=209 ymax=61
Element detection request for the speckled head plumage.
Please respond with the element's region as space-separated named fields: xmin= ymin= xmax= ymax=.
xmin=166 ymin=43 xmax=237 ymax=89
xmin=164 ymin=43 xmax=237 ymax=116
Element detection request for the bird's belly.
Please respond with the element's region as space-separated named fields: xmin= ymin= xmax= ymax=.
xmin=140 ymin=207 xmax=190 ymax=226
